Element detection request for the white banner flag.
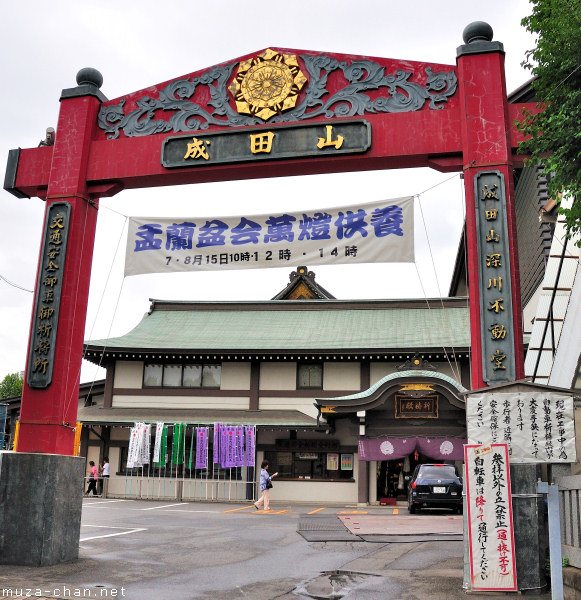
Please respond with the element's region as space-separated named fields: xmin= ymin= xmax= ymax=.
xmin=127 ymin=422 xmax=149 ymax=468
xmin=467 ymin=392 xmax=576 ymax=463
xmin=124 ymin=197 xmax=414 ymax=276
xmin=153 ymin=422 xmax=164 ymax=464
xmin=141 ymin=423 xmax=151 ymax=466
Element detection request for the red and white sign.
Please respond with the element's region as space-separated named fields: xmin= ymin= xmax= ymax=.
xmin=465 ymin=443 xmax=517 ymax=592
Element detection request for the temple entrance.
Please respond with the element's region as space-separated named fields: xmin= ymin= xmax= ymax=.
xmin=376 ymin=453 xmax=423 ymax=502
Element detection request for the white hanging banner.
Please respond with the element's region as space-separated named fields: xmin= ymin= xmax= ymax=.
xmin=467 ymin=392 xmax=576 ymax=464
xmin=465 ymin=443 xmax=517 ymax=592
xmin=127 ymin=422 xmax=150 ymax=468
xmin=153 ymin=422 xmax=164 ymax=464
xmin=127 ymin=423 xmax=142 ymax=469
xmin=141 ymin=423 xmax=151 ymax=466
xmin=124 ymin=197 xmax=414 ymax=276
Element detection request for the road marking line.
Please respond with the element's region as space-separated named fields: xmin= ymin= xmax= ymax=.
xmin=83 ymin=525 xmax=138 ymax=529
xmin=140 ymin=502 xmax=189 ymax=510
xmin=128 ymin=508 xmax=218 ymax=513
xmin=81 ymin=527 xmax=147 ymax=541
xmin=307 ymin=507 xmax=326 ymax=514
xmin=393 ymin=508 xmax=399 ymax=514
xmin=83 ymin=499 xmax=128 ymax=506
xmin=222 ymin=505 xmax=255 ymax=513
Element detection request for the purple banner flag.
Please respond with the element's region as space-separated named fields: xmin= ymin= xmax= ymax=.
xmin=227 ymin=426 xmax=237 ymax=468
xmin=220 ymin=426 xmax=228 ymax=467
xmin=244 ymin=426 xmax=255 ymax=467
xmin=235 ymin=426 xmax=244 ymax=467
xmin=221 ymin=426 xmax=236 ymax=468
xmin=213 ymin=423 xmax=221 ymax=464
xmin=195 ymin=427 xmax=208 ymax=469
xmin=212 ymin=423 xmax=257 ymax=468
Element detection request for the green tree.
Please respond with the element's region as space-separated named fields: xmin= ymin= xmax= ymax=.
xmin=518 ymin=0 xmax=581 ymax=242
xmin=0 ymin=372 xmax=23 ymax=399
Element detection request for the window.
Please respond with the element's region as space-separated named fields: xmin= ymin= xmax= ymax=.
xmin=202 ymin=365 xmax=221 ymax=388
xmin=183 ymin=364 xmax=202 ymax=387
xmin=144 ymin=363 xmax=163 ymax=387
xmin=264 ymin=450 xmax=353 ymax=480
xmin=298 ymin=363 xmax=323 ymax=389
xmin=163 ymin=364 xmax=182 ymax=387
xmin=143 ymin=363 xmax=221 ymax=388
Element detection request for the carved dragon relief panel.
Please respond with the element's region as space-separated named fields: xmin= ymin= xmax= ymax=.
xmin=98 ymin=50 xmax=457 ymax=140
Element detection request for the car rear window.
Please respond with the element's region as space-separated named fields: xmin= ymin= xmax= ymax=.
xmin=418 ymin=465 xmax=457 ymax=479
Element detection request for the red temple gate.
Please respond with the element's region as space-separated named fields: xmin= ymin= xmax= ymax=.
xmin=5 ymin=22 xmax=534 ymax=456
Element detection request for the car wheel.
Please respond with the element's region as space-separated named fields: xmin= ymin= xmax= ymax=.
xmin=408 ymin=497 xmax=417 ymax=514
xmin=456 ymin=506 xmax=463 ymax=515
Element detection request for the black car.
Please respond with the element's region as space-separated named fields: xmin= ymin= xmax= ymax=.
xmin=407 ymin=463 xmax=463 ymax=514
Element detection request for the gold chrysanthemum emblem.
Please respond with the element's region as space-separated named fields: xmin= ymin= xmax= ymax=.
xmin=229 ymin=49 xmax=307 ymax=120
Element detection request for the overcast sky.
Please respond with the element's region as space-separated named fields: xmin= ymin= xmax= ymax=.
xmin=0 ymin=0 xmax=536 ymax=384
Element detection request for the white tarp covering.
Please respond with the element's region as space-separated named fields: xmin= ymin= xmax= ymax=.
xmin=124 ymin=197 xmax=414 ymax=276
xmin=467 ymin=391 xmax=576 ymax=463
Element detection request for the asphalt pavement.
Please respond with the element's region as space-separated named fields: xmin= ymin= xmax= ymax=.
xmin=0 ymin=499 xmax=551 ymax=600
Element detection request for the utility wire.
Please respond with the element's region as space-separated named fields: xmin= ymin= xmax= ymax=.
xmin=0 ymin=274 xmax=33 ymax=293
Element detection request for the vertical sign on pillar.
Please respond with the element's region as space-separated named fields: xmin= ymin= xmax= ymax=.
xmin=27 ymin=202 xmax=71 ymax=388
xmin=474 ymin=172 xmax=515 ymax=384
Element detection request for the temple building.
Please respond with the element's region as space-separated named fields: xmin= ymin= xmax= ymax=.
xmin=80 ymin=266 xmax=471 ymax=504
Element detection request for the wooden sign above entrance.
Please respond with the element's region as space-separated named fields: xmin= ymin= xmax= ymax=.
xmin=161 ymin=121 xmax=371 ymax=168
xmin=395 ymin=395 xmax=438 ymax=418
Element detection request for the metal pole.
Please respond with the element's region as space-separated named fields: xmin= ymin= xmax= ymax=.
xmin=537 ymin=480 xmax=564 ymax=599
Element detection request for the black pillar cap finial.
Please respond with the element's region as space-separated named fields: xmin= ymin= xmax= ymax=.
xmin=457 ymin=21 xmax=503 ymax=58
xmin=61 ymin=68 xmax=107 ymax=102
xmin=462 ymin=21 xmax=494 ymax=44
xmin=76 ymin=67 xmax=104 ymax=89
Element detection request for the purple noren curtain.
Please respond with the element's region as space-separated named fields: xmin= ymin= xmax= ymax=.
xmin=416 ymin=437 xmax=465 ymax=461
xmin=358 ymin=437 xmax=417 ymax=461
xmin=358 ymin=436 xmax=466 ymax=462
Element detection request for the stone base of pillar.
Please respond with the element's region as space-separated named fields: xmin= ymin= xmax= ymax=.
xmin=511 ymin=464 xmax=548 ymax=594
xmin=463 ymin=464 xmax=548 ymax=593
xmin=0 ymin=451 xmax=84 ymax=566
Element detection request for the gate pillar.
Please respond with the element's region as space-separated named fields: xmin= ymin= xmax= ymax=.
xmin=456 ymin=23 xmax=525 ymax=389
xmin=17 ymin=69 xmax=106 ymax=455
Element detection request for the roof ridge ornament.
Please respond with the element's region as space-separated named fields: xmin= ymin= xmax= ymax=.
xmin=396 ymin=353 xmax=437 ymax=371
xmin=289 ymin=266 xmax=315 ymax=281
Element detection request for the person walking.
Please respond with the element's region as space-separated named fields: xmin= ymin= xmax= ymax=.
xmin=254 ymin=460 xmax=277 ymax=511
xmin=99 ymin=457 xmax=110 ymax=495
xmin=85 ymin=461 xmax=99 ymax=496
